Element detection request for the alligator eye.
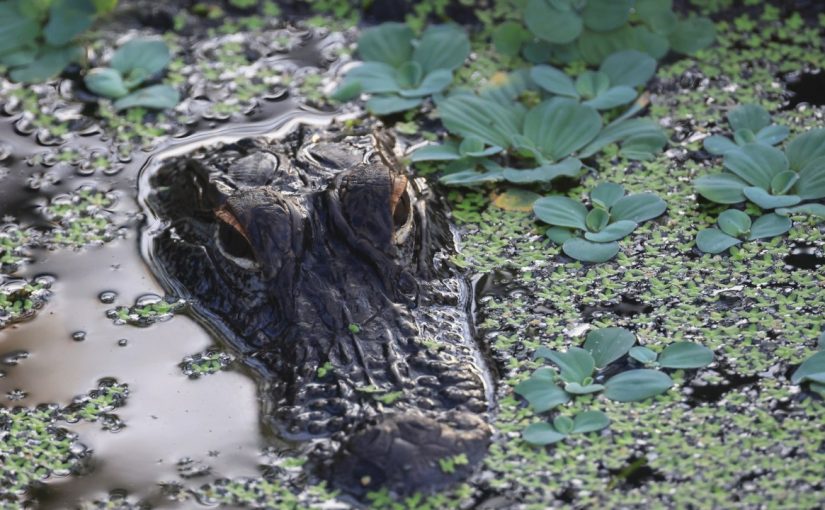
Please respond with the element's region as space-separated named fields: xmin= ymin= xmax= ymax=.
xmin=391 ymin=176 xmax=414 ymax=244
xmin=215 ymin=207 xmax=259 ymax=269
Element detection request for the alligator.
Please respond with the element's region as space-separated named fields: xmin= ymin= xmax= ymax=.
xmin=142 ymin=126 xmax=492 ymax=496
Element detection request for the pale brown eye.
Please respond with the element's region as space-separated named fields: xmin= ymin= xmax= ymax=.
xmin=214 ymin=206 xmax=258 ymax=268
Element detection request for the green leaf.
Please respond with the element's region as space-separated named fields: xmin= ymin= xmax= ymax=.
xmin=658 ymin=342 xmax=714 ymax=369
xmin=727 ymin=104 xmax=771 ymax=133
xmin=571 ymin=410 xmax=610 ymax=434
xmin=583 ymin=327 xmax=636 ymax=368
xmin=694 ymin=173 xmax=748 ymax=204
xmin=546 ymin=227 xmax=574 ymax=244
xmin=723 ymin=144 xmax=788 ymax=189
xmin=599 ymin=50 xmax=657 ymax=88
xmin=636 ymin=0 xmax=677 ymax=34
xmin=786 ymin=128 xmax=825 ymax=171
xmin=733 ymin=128 xmax=756 ymax=147
xmin=530 ymin=65 xmax=578 ymax=98
xmin=523 ymin=99 xmax=602 ymax=161
xmin=795 ymin=156 xmax=825 ymax=200
xmin=524 ymin=0 xmax=583 ymax=44
xmin=357 ymin=23 xmax=414 ymax=67
xmin=113 ymin=84 xmax=179 ymax=110
xmin=410 ymin=142 xmax=461 ymax=162
xmin=703 ymin=135 xmax=739 ymax=156
xmin=790 ymin=351 xmax=825 ymax=385
xmin=584 ymin=86 xmax=637 ymax=110
xmin=439 ymin=167 xmax=504 ymax=186
xmin=365 ymin=95 xmax=422 ymax=115
xmin=522 ymin=422 xmax=567 ymax=445
xmin=584 ymin=220 xmax=637 ymax=242
xmin=717 ymin=209 xmax=751 ymax=237
xmin=503 ymin=158 xmax=582 ymax=184
xmin=582 ymin=0 xmax=632 ymax=32
xmin=610 ymin=193 xmax=667 ymax=223
xmin=341 ymin=62 xmax=401 ymax=94
xmin=591 ymin=182 xmax=625 ymax=209
xmin=604 ymin=369 xmax=673 ymax=402
xmin=0 ymin=3 xmax=39 ymax=55
xmin=747 ymin=213 xmax=792 ymax=240
xmin=9 ymin=45 xmax=83 ymax=83
xmin=413 ymin=24 xmax=470 ymax=74
xmin=515 ymin=367 xmax=571 ymax=413
xmin=493 ymin=22 xmax=530 ymax=57
xmin=0 ymin=47 xmax=37 ymax=67
xmin=110 ymin=38 xmax=170 ymax=81
xmin=538 ymin=346 xmax=595 ymax=385
xmin=575 ymin=71 xmax=610 ymax=99
xmin=776 ymin=203 xmax=825 ymax=218
xmin=92 ymin=0 xmax=118 ymax=14
xmin=44 ymin=0 xmax=96 ymax=46
xmin=629 ymin=346 xmax=658 ymax=365
xmin=330 ymin=79 xmax=362 ymax=102
xmin=564 ymin=382 xmax=605 ymax=394
xmin=770 ymin=171 xmax=800 ymax=195
xmin=438 ymin=92 xmax=523 ymax=149
xmin=668 ymin=16 xmax=715 ymax=54
xmin=585 ymin=208 xmax=609 ymax=233
xmin=755 ymin=125 xmax=789 ymax=146
xmin=394 ymin=61 xmax=423 ymax=89
xmin=742 ymin=187 xmax=801 ymax=210
xmin=562 ymin=238 xmax=620 ymax=263
xmin=695 ymin=228 xmax=741 ymax=254
xmin=579 ymin=118 xmax=664 ymax=159
xmin=552 ymin=415 xmax=575 ymax=434
xmin=84 ymin=67 xmax=129 ymax=98
xmin=533 ymin=196 xmax=589 ymax=230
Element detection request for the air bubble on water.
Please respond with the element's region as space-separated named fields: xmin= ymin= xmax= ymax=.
xmin=71 ymin=331 xmax=87 ymax=342
xmin=117 ymin=339 xmax=128 ymax=347
xmin=98 ymin=291 xmax=118 ymax=304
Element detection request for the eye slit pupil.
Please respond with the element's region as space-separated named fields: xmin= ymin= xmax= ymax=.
xmin=218 ymin=220 xmax=256 ymax=261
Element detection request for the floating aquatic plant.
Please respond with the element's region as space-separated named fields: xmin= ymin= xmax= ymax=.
xmin=695 ymin=209 xmax=792 ymax=255
xmin=703 ymin=104 xmax=789 ymax=155
xmin=522 ymin=410 xmax=610 ymax=446
xmin=533 ymin=183 xmax=667 ymax=262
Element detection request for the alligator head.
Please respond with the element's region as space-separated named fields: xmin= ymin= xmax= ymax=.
xmin=144 ymin=127 xmax=491 ymax=496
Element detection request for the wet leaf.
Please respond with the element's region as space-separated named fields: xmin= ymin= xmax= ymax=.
xmin=747 ymin=213 xmax=791 ymax=240
xmin=658 ymin=342 xmax=714 ymax=369
xmin=492 ymin=189 xmax=542 ymax=212
xmin=604 ymin=369 xmax=673 ymax=401
xmin=695 ymin=228 xmax=741 ymax=254
xmin=562 ymin=238 xmax=620 ymax=263
xmin=515 ymin=367 xmax=570 ymax=413
xmin=571 ymin=410 xmax=610 ymax=433
xmin=522 ymin=422 xmax=567 ymax=445
xmin=584 ymin=327 xmax=636 ymax=368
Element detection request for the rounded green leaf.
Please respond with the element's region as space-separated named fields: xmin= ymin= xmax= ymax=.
xmin=365 ymin=95 xmax=422 ymax=115
xmin=110 ymin=38 xmax=171 ymax=79
xmin=585 ymin=208 xmax=610 ymax=233
xmin=84 ymin=67 xmax=129 ymax=98
xmin=723 ymin=144 xmax=789 ymax=189
xmin=742 ymin=187 xmax=801 ymax=210
xmin=503 ymin=158 xmax=583 ymax=184
xmin=539 ymin=346 xmax=595 ymax=385
xmin=703 ymin=135 xmax=739 ymax=156
xmin=584 ymin=327 xmax=636 ymax=368
xmin=113 ymin=84 xmax=179 ymax=111
xmin=609 ymin=193 xmax=667 ymax=223
xmin=733 ymin=128 xmax=757 ymax=146
xmin=668 ymin=17 xmax=715 ymax=55
xmin=716 ymin=209 xmax=751 ymax=238
xmin=658 ymin=342 xmax=714 ymax=369
xmin=515 ymin=367 xmax=571 ymax=413
xmin=562 ymin=238 xmax=620 ymax=263
xmin=791 ymin=351 xmax=825 ymax=385
xmin=0 ymin=3 xmax=39 ymax=55
xmin=9 ymin=45 xmax=83 ymax=83
xmin=776 ymin=203 xmax=825 ymax=218
xmin=795 ymin=155 xmax=825 ymax=200
xmin=604 ymin=369 xmax=674 ymax=402
xmin=413 ymin=24 xmax=470 ymax=74
xmin=439 ymin=169 xmax=504 ymax=186
xmin=747 ymin=213 xmax=792 ymax=241
xmin=571 ymin=410 xmax=610 ymax=434
xmin=695 ymin=228 xmax=741 ymax=254
xmin=410 ymin=142 xmax=461 ymax=162
xmin=727 ymin=104 xmax=771 ymax=133
xmin=397 ymin=69 xmax=453 ymax=98
xmin=546 ymin=227 xmax=574 ymax=245
xmin=438 ymin=92 xmax=524 ymax=149
xmin=591 ymin=182 xmax=625 ymax=209
xmin=583 ymin=86 xmax=637 ymax=110
xmin=564 ymin=382 xmax=605 ymax=394
xmin=533 ymin=196 xmax=589 ymax=230
xmin=581 ymin=0 xmax=632 ymax=32
xmin=694 ymin=173 xmax=747 ymax=204
xmin=44 ymin=0 xmax=96 ymax=47
xmin=755 ymin=125 xmax=790 ymax=146
xmin=522 ymin=422 xmax=567 ymax=445
xmin=522 ymin=99 xmax=602 ymax=161
xmin=786 ymin=128 xmax=825 ymax=171
xmin=530 ymin=65 xmax=578 ymax=98
xmin=584 ymin=220 xmax=637 ymax=242
xmin=575 ymin=71 xmax=610 ymax=99
xmin=342 ymin=62 xmax=402 ymax=95
xmin=770 ymin=171 xmax=800 ymax=195
xmin=629 ymin=346 xmax=658 ymax=365
xmin=599 ymin=50 xmax=657 ymax=88
xmin=552 ymin=415 xmax=575 ymax=435
xmin=493 ymin=22 xmax=530 ymax=57
xmin=394 ymin=61 xmax=423 ymax=89
xmin=524 ymin=0 xmax=583 ymax=44
xmin=357 ymin=23 xmax=414 ymax=67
